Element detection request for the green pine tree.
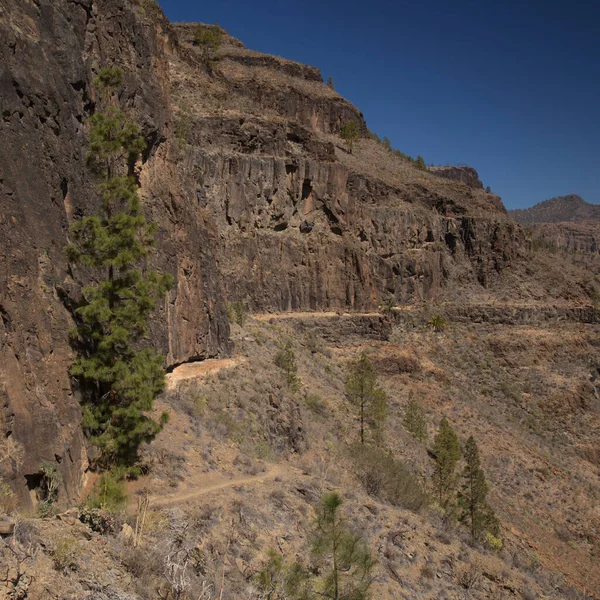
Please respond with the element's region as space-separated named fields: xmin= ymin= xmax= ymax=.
xmin=431 ymin=418 xmax=461 ymax=512
xmin=459 ymin=435 xmax=499 ymax=542
xmin=346 ymin=353 xmax=386 ymax=445
xmin=415 ymin=155 xmax=427 ymax=171
xmin=194 ymin=23 xmax=224 ymax=71
xmin=311 ymin=492 xmax=375 ymax=600
xmin=274 ymin=340 xmax=300 ymax=391
xmin=403 ymin=392 xmax=427 ymax=442
xmin=340 ymin=120 xmax=360 ymax=154
xmin=65 ymin=67 xmax=173 ymax=470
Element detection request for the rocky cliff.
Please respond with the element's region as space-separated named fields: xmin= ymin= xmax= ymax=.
xmin=0 ymin=0 xmax=541 ymax=506
xmin=0 ymin=0 xmax=231 ymax=508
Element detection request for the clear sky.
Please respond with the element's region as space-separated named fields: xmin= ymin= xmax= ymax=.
xmin=160 ymin=0 xmax=599 ymax=209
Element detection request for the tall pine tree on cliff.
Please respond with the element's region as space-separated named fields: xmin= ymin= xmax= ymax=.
xmin=65 ymin=67 xmax=173 ymax=470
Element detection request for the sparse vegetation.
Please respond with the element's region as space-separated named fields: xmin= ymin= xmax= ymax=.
xmin=349 ymin=444 xmax=428 ymax=511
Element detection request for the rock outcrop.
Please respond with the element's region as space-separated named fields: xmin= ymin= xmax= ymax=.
xmin=429 ymin=165 xmax=484 ymax=189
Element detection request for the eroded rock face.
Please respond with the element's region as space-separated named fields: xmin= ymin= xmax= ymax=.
xmin=0 ymin=0 xmax=230 ymax=509
xmin=429 ymin=165 xmax=484 ymax=190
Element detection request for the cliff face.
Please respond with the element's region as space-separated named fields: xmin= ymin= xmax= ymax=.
xmin=1 ymin=0 xmax=523 ymax=505
xmin=169 ymin=23 xmax=521 ymax=309
xmin=0 ymin=0 xmax=231 ymax=508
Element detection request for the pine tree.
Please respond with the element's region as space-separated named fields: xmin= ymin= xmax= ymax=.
xmin=327 ymin=76 xmax=335 ymax=90
xmin=340 ymin=120 xmax=360 ymax=154
xmin=431 ymin=418 xmax=461 ymax=511
xmin=274 ymin=340 xmax=300 ymax=391
xmin=415 ymin=155 xmax=427 ymax=171
xmin=459 ymin=435 xmax=499 ymax=542
xmin=65 ymin=67 xmax=173 ymax=470
xmin=194 ymin=24 xmax=224 ymax=71
xmin=403 ymin=392 xmax=427 ymax=442
xmin=346 ymin=353 xmax=386 ymax=445
xmin=311 ymin=492 xmax=375 ymax=600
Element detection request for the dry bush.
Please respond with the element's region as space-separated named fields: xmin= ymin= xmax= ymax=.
xmin=373 ymin=353 xmax=421 ymax=375
xmin=458 ymin=563 xmax=481 ymax=589
xmin=348 ymin=444 xmax=428 ymax=512
xmin=52 ymin=536 xmax=79 ymax=572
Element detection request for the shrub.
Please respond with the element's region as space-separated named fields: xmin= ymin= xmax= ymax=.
xmin=304 ymin=393 xmax=327 ymax=415
xmin=86 ymin=471 xmax=128 ymax=512
xmin=403 ymin=393 xmax=428 ymax=441
xmin=349 ymin=444 xmax=428 ymax=512
xmin=0 ymin=479 xmax=16 ymax=515
xmin=53 ymin=536 xmax=79 ymax=572
xmin=79 ymin=507 xmax=118 ymax=534
xmin=232 ymin=301 xmax=247 ymax=327
xmin=427 ymin=314 xmax=447 ymax=332
xmin=484 ymin=531 xmax=503 ymax=552
xmin=415 ymin=155 xmax=427 ymax=171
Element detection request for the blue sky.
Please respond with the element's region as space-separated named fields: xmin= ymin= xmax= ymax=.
xmin=160 ymin=0 xmax=599 ymax=209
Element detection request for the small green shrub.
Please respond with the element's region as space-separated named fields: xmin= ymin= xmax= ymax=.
xmin=86 ymin=471 xmax=128 ymax=512
xmin=427 ymin=314 xmax=447 ymax=332
xmin=304 ymin=393 xmax=327 ymax=415
xmin=484 ymin=531 xmax=503 ymax=552
xmin=403 ymin=393 xmax=427 ymax=441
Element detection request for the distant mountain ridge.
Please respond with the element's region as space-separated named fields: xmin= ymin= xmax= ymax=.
xmin=509 ymin=194 xmax=600 ymax=225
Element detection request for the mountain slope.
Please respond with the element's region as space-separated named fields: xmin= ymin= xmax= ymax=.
xmin=510 ymin=194 xmax=600 ymax=225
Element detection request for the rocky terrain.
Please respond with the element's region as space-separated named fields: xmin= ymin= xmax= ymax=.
xmin=510 ymin=195 xmax=600 ymax=255
xmin=1 ymin=0 xmax=600 ymax=598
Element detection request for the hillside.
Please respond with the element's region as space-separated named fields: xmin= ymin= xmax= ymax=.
xmin=1 ymin=1 xmax=600 ymax=599
xmin=509 ymin=194 xmax=600 ymax=225
xmin=510 ymin=195 xmax=600 ymax=254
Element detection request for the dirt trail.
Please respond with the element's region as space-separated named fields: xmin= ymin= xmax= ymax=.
xmin=141 ymin=463 xmax=293 ymax=508
xmin=166 ymin=357 xmax=246 ymax=389
xmin=253 ymin=311 xmax=384 ymax=321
